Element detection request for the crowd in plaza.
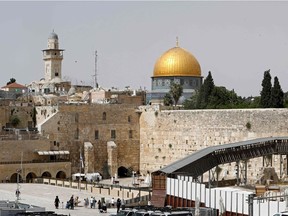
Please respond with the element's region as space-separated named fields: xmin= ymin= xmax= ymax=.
xmin=53 ymin=194 xmax=124 ymax=213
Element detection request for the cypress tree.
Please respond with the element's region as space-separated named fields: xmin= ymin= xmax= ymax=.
xmin=260 ymin=70 xmax=272 ymax=108
xmin=271 ymin=76 xmax=284 ymax=108
xmin=196 ymin=71 xmax=215 ymax=108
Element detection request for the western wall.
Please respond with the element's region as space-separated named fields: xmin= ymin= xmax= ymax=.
xmin=139 ymin=106 xmax=288 ymax=183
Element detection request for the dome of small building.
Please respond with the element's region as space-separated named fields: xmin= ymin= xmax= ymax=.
xmin=153 ymin=45 xmax=201 ymax=77
xmin=49 ymin=31 xmax=58 ymax=40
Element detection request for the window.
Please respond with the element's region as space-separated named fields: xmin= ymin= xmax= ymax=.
xmin=129 ymin=130 xmax=133 ymax=139
xmin=111 ymin=130 xmax=116 ymax=139
xmin=95 ymin=130 xmax=99 ymax=140
xmin=102 ymin=112 xmax=106 ymax=121
xmin=55 ymin=73 xmax=59 ymax=77
xmin=75 ymin=113 xmax=79 ymax=123
xmin=128 ymin=116 xmax=131 ymax=123
xmin=75 ymin=128 xmax=79 ymax=139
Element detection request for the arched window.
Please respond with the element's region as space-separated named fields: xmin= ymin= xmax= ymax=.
xmin=102 ymin=112 xmax=106 ymax=121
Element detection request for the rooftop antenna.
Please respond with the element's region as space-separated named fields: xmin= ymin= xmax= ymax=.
xmin=94 ymin=51 xmax=98 ymax=89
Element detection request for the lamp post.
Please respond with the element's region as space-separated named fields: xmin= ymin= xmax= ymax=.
xmin=15 ymin=169 xmax=21 ymax=207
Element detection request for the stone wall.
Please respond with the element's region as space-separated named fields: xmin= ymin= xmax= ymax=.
xmin=0 ymin=139 xmax=71 ymax=182
xmin=40 ymin=104 xmax=140 ymax=177
xmin=0 ymin=105 xmax=34 ymax=129
xmin=139 ymin=108 xmax=288 ymax=182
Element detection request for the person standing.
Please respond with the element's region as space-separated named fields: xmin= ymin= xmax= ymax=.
xmin=15 ymin=189 xmax=20 ymax=198
xmin=97 ymin=199 xmax=102 ymax=212
xmin=116 ymin=198 xmax=121 ymax=213
xmin=93 ymin=197 xmax=96 ymax=208
xmin=69 ymin=195 xmax=74 ymax=209
xmin=111 ymin=197 xmax=115 ymax=208
xmin=54 ymin=196 xmax=60 ymax=209
xmin=90 ymin=196 xmax=94 ymax=208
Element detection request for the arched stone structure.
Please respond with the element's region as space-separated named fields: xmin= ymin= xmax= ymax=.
xmin=26 ymin=172 xmax=37 ymax=183
xmin=56 ymin=171 xmax=66 ymax=179
xmin=118 ymin=166 xmax=129 ymax=177
xmin=41 ymin=171 xmax=52 ymax=178
xmin=10 ymin=173 xmax=22 ymax=183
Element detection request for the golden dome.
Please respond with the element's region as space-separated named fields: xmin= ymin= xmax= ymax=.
xmin=153 ymin=45 xmax=201 ymax=77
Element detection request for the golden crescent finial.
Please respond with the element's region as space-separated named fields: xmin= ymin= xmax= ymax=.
xmin=176 ymin=36 xmax=179 ymax=47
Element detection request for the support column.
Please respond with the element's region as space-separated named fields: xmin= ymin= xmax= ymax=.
xmin=84 ymin=142 xmax=94 ymax=173
xmin=107 ymin=141 xmax=118 ymax=178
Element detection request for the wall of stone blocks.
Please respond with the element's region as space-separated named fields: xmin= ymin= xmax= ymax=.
xmin=139 ymin=108 xmax=288 ymax=182
xmin=40 ymin=104 xmax=140 ymax=178
xmin=0 ymin=139 xmax=50 ymax=162
xmin=0 ymin=106 xmax=34 ymax=129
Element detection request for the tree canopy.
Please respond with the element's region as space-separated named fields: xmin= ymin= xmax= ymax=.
xmin=271 ymin=76 xmax=284 ymax=108
xmin=260 ymin=70 xmax=272 ymax=108
xmin=6 ymin=78 xmax=16 ymax=85
xmin=183 ymin=69 xmax=286 ymax=110
xmin=169 ymin=82 xmax=183 ymax=106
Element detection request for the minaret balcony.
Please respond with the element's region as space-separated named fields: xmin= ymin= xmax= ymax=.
xmin=43 ymin=55 xmax=63 ymax=60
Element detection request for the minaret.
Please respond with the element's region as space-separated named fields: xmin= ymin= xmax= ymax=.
xmin=42 ymin=31 xmax=64 ymax=82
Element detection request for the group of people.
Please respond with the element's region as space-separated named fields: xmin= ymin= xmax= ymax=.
xmin=54 ymin=195 xmax=80 ymax=210
xmin=83 ymin=196 xmax=108 ymax=213
xmin=54 ymin=195 xmax=123 ymax=213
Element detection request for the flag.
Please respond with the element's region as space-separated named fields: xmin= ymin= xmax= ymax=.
xmin=80 ymin=154 xmax=84 ymax=168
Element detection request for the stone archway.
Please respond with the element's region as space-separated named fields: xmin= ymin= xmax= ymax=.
xmin=56 ymin=171 xmax=66 ymax=179
xmin=118 ymin=166 xmax=129 ymax=178
xmin=10 ymin=173 xmax=22 ymax=183
xmin=41 ymin=171 xmax=52 ymax=178
xmin=26 ymin=172 xmax=37 ymax=183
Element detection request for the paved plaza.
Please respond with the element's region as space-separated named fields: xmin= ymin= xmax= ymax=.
xmin=0 ymin=182 xmax=121 ymax=216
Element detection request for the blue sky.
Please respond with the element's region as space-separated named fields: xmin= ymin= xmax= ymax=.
xmin=1 ymin=1 xmax=288 ymax=97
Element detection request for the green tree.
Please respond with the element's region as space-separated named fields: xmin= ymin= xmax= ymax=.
xmin=6 ymin=78 xmax=16 ymax=85
xmin=163 ymin=93 xmax=173 ymax=106
xmin=169 ymin=82 xmax=183 ymax=106
xmin=183 ymin=91 xmax=199 ymax=109
xmin=271 ymin=76 xmax=284 ymax=108
xmin=260 ymin=70 xmax=272 ymax=108
xmin=207 ymin=86 xmax=240 ymax=109
xmin=196 ymin=71 xmax=215 ymax=108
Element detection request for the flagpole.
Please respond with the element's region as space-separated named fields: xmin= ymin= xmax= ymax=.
xmin=79 ymin=148 xmax=81 ymax=191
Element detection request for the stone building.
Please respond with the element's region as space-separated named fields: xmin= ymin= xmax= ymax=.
xmin=146 ymin=39 xmax=203 ymax=104
xmin=39 ymin=103 xmax=140 ymax=178
xmin=28 ymin=31 xmax=71 ymax=95
xmin=0 ymin=105 xmax=70 ymax=183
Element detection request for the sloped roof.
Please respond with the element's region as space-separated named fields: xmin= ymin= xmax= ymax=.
xmin=2 ymin=82 xmax=26 ymax=89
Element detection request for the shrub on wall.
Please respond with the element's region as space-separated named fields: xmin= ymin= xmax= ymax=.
xmin=246 ymin=122 xmax=251 ymax=130
xmin=10 ymin=115 xmax=20 ymax=127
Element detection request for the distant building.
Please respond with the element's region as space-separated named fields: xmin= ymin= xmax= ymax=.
xmin=146 ymin=39 xmax=203 ymax=105
xmin=1 ymin=82 xmax=27 ymax=93
xmin=27 ymin=31 xmax=71 ymax=95
xmin=0 ymin=82 xmax=27 ymax=99
xmin=89 ymin=87 xmax=146 ymax=105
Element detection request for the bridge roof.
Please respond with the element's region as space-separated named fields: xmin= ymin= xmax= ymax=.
xmin=158 ymin=137 xmax=288 ymax=177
